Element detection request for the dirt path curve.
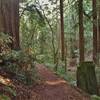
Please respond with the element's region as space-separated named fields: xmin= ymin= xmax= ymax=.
xmin=33 ymin=64 xmax=90 ymax=100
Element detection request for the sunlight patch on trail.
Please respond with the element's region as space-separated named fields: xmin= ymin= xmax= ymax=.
xmin=0 ymin=75 xmax=13 ymax=86
xmin=45 ymin=80 xmax=66 ymax=85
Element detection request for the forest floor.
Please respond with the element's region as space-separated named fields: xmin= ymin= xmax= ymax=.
xmin=32 ymin=64 xmax=90 ymax=100
xmin=0 ymin=64 xmax=91 ymax=100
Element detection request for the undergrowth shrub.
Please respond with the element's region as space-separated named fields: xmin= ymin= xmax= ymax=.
xmin=0 ymin=33 xmax=37 ymax=85
xmin=3 ymin=50 xmax=37 ymax=85
xmin=4 ymin=86 xmax=16 ymax=97
xmin=0 ymin=32 xmax=12 ymax=64
xmin=91 ymin=95 xmax=100 ymax=100
xmin=0 ymin=94 xmax=11 ymax=100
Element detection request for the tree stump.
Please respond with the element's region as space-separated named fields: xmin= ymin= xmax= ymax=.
xmin=77 ymin=62 xmax=99 ymax=95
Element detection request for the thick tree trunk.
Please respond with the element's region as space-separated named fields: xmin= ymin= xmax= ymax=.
xmin=0 ymin=0 xmax=20 ymax=50
xmin=79 ymin=0 xmax=84 ymax=63
xmin=77 ymin=62 xmax=99 ymax=95
xmin=93 ymin=0 xmax=98 ymax=63
xmin=60 ymin=0 xmax=65 ymax=61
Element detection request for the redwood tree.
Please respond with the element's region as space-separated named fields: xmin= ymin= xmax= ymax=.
xmin=98 ymin=10 xmax=100 ymax=54
xmin=60 ymin=0 xmax=65 ymax=61
xmin=92 ymin=0 xmax=98 ymax=63
xmin=79 ymin=0 xmax=84 ymax=63
xmin=97 ymin=2 xmax=100 ymax=54
xmin=0 ymin=0 xmax=20 ymax=49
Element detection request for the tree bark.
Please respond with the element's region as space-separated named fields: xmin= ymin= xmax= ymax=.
xmin=98 ymin=11 xmax=100 ymax=53
xmin=77 ymin=62 xmax=99 ymax=95
xmin=97 ymin=1 xmax=100 ymax=65
xmin=92 ymin=0 xmax=98 ymax=63
xmin=0 ymin=0 xmax=20 ymax=50
xmin=60 ymin=0 xmax=65 ymax=61
xmin=79 ymin=0 xmax=84 ymax=63
xmin=97 ymin=1 xmax=100 ymax=53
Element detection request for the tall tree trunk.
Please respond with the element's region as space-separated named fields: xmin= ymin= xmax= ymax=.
xmin=12 ymin=0 xmax=20 ymax=49
xmin=92 ymin=0 xmax=98 ymax=63
xmin=98 ymin=10 xmax=100 ymax=53
xmin=60 ymin=0 xmax=65 ymax=61
xmin=97 ymin=1 xmax=100 ymax=65
xmin=79 ymin=0 xmax=84 ymax=63
xmin=0 ymin=0 xmax=20 ymax=50
xmin=97 ymin=1 xmax=100 ymax=54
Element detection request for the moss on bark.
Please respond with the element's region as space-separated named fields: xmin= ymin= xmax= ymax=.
xmin=77 ymin=62 xmax=99 ymax=95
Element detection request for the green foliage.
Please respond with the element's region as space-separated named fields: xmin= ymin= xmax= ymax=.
xmin=20 ymin=0 xmax=59 ymax=62
xmin=0 ymin=32 xmax=12 ymax=61
xmin=2 ymin=49 xmax=37 ymax=85
xmin=4 ymin=86 xmax=16 ymax=97
xmin=91 ymin=95 xmax=100 ymax=100
xmin=0 ymin=94 xmax=10 ymax=100
xmin=0 ymin=32 xmax=37 ymax=85
xmin=0 ymin=32 xmax=12 ymax=47
xmin=19 ymin=0 xmax=95 ymax=62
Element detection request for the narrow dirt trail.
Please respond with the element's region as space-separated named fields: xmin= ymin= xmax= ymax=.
xmin=33 ymin=64 xmax=90 ymax=100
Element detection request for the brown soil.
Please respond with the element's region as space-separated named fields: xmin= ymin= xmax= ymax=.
xmin=0 ymin=64 xmax=91 ymax=100
xmin=33 ymin=64 xmax=90 ymax=100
